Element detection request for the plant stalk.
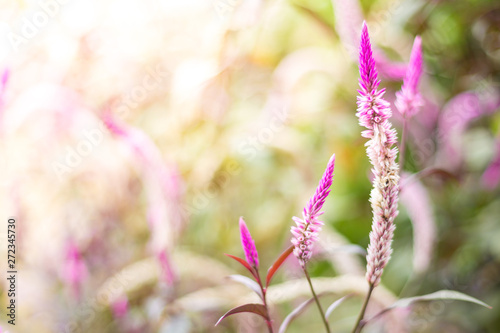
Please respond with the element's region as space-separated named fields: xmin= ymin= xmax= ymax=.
xmin=303 ymin=267 xmax=331 ymax=333
xmin=351 ymin=284 xmax=374 ymax=333
xmin=255 ymin=268 xmax=274 ymax=333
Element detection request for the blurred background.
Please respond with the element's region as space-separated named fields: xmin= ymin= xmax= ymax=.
xmin=0 ymin=0 xmax=499 ymax=332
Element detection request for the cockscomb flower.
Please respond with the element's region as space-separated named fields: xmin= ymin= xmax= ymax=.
xmin=239 ymin=217 xmax=259 ymax=269
xmin=291 ymin=154 xmax=335 ymax=267
xmin=357 ymin=22 xmax=400 ymax=287
xmin=395 ymin=36 xmax=423 ymax=117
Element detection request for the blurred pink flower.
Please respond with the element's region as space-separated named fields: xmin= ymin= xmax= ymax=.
xmin=400 ymin=173 xmax=436 ymax=273
xmin=291 ymin=154 xmax=335 ymax=267
xmin=357 ymin=22 xmax=400 ymax=287
xmin=331 ymin=0 xmax=363 ymax=59
xmin=482 ymin=140 xmax=500 ymax=190
xmin=0 ymin=68 xmax=8 ymax=99
xmin=157 ymin=250 xmax=176 ymax=284
xmin=395 ymin=36 xmax=423 ymax=117
xmin=103 ymin=111 xmax=181 ymax=284
xmin=239 ymin=217 xmax=259 ymax=269
xmin=62 ymin=240 xmax=88 ymax=300
xmin=437 ymin=91 xmax=500 ymax=170
xmin=0 ymin=68 xmax=9 ymax=132
xmin=111 ymin=296 xmax=129 ymax=319
xmin=374 ymin=52 xmax=408 ymax=81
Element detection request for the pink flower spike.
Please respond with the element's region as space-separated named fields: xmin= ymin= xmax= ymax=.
xmin=291 ymin=154 xmax=335 ymax=267
xmin=357 ymin=22 xmax=400 ymax=287
xmin=395 ymin=36 xmax=424 ymax=117
xmin=239 ymin=217 xmax=259 ymax=269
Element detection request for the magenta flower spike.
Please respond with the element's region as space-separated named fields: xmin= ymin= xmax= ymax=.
xmin=395 ymin=36 xmax=423 ymax=117
xmin=239 ymin=217 xmax=259 ymax=269
xmin=291 ymin=154 xmax=335 ymax=267
xmin=357 ymin=22 xmax=400 ymax=287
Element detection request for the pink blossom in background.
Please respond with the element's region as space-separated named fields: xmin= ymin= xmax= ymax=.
xmin=482 ymin=140 xmax=500 ymax=190
xmin=62 ymin=240 xmax=88 ymax=300
xmin=436 ymin=91 xmax=500 ymax=171
xmin=103 ymin=111 xmax=181 ymax=284
xmin=0 ymin=68 xmax=9 ymax=114
xmin=291 ymin=154 xmax=335 ymax=267
xmin=395 ymin=36 xmax=423 ymax=118
xmin=374 ymin=52 xmax=408 ymax=81
xmin=239 ymin=217 xmax=259 ymax=269
xmin=331 ymin=0 xmax=363 ymax=59
xmin=414 ymin=97 xmax=440 ymax=130
xmin=357 ymin=22 xmax=400 ymax=287
xmin=112 ymin=296 xmax=129 ymax=319
xmin=157 ymin=250 xmax=177 ymax=284
xmin=330 ymin=0 xmax=409 ymax=83
xmin=400 ymin=173 xmax=436 ymax=274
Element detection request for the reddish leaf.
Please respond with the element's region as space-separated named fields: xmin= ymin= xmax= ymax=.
xmin=224 ymin=254 xmax=257 ymax=279
xmin=266 ymin=245 xmax=294 ymax=287
xmin=215 ymin=303 xmax=268 ymax=326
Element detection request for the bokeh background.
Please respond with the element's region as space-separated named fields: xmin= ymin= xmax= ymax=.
xmin=0 ymin=0 xmax=499 ymax=332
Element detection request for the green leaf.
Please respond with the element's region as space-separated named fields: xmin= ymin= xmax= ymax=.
xmin=390 ymin=290 xmax=491 ymax=309
xmin=363 ymin=290 xmax=491 ymax=328
xmin=278 ymin=297 xmax=316 ymax=333
xmin=278 ymin=292 xmax=330 ymax=333
xmin=325 ymin=295 xmax=350 ymax=319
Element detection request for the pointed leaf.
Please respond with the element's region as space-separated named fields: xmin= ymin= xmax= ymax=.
xmin=266 ymin=245 xmax=294 ymax=287
xmin=366 ymin=290 xmax=492 ymax=326
xmin=228 ymin=275 xmax=263 ymax=300
xmin=325 ymin=295 xmax=350 ymax=319
xmin=278 ymin=297 xmax=317 ymax=333
xmin=215 ymin=303 xmax=268 ymax=326
xmin=224 ymin=254 xmax=256 ymax=278
xmin=390 ymin=290 xmax=491 ymax=309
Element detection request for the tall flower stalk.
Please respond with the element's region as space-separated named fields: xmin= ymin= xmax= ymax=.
xmin=291 ymin=154 xmax=335 ymax=333
xmin=352 ymin=22 xmax=400 ymax=333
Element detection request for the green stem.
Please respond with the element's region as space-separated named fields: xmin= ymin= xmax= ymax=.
xmin=351 ymin=284 xmax=374 ymax=333
xmin=255 ymin=268 xmax=274 ymax=333
xmin=263 ymin=290 xmax=274 ymax=333
xmin=303 ymin=267 xmax=331 ymax=333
